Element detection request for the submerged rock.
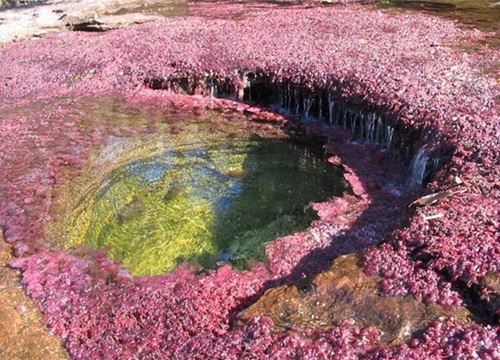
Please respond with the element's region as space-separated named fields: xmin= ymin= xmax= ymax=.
xmin=238 ymin=253 xmax=471 ymax=345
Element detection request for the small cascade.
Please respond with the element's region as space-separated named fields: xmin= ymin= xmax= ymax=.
xmin=374 ymin=115 xmax=382 ymax=146
xmin=430 ymin=156 xmax=441 ymax=177
xmin=210 ymin=84 xmax=216 ymax=98
xmin=328 ymin=93 xmax=335 ymax=125
xmin=335 ymin=102 xmax=341 ymax=125
xmin=303 ymin=96 xmax=314 ymax=120
xmin=342 ymin=106 xmax=348 ymax=129
xmin=385 ymin=125 xmax=394 ymax=151
xmin=318 ymin=93 xmax=323 ymax=121
xmin=359 ymin=112 xmax=365 ymax=138
xmin=145 ymin=71 xmax=439 ymax=186
xmin=409 ymin=146 xmax=431 ymax=186
xmin=208 ymin=74 xmax=216 ymax=98
xmin=365 ymin=112 xmax=376 ymax=143
xmin=286 ymin=85 xmax=293 ymax=112
xmin=294 ymin=88 xmax=301 ymax=115
xmin=351 ymin=111 xmax=359 ymax=134
xmin=285 ymin=83 xmax=292 ymax=111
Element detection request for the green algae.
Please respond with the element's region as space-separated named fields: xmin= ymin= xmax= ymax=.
xmin=50 ymin=104 xmax=345 ymax=276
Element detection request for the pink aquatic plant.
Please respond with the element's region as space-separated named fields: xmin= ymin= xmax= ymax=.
xmin=0 ymin=0 xmax=499 ymax=358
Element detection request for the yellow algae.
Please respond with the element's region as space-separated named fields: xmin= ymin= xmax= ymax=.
xmin=47 ymin=107 xmax=344 ymax=276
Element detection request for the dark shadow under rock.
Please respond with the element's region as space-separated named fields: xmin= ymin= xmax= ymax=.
xmin=237 ymin=253 xmax=473 ymax=345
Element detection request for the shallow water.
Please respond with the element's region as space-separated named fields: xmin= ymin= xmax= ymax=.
xmin=51 ymin=102 xmax=345 ymax=276
xmin=104 ymin=1 xmax=187 ymax=18
xmin=379 ymin=0 xmax=500 ymax=32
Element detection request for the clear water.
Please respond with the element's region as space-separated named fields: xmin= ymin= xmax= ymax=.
xmin=60 ymin=116 xmax=345 ymax=276
xmin=378 ymin=0 xmax=500 ymax=32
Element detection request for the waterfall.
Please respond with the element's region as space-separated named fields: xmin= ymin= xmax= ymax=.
xmin=365 ymin=112 xmax=375 ymax=143
xmin=351 ymin=111 xmax=359 ymax=133
xmin=385 ymin=125 xmax=394 ymax=151
xmin=318 ymin=94 xmax=323 ymax=121
xmin=294 ymin=88 xmax=300 ymax=115
xmin=342 ymin=106 xmax=348 ymax=129
xmin=409 ymin=146 xmax=431 ymax=186
xmin=374 ymin=115 xmax=382 ymax=146
xmin=145 ymin=72 xmax=439 ymax=187
xmin=327 ymin=93 xmax=335 ymax=125
xmin=303 ymin=96 xmax=314 ymax=120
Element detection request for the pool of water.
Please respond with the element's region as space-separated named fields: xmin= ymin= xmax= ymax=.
xmin=53 ymin=108 xmax=346 ymax=276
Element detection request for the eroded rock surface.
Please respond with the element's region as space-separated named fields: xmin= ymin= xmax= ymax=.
xmin=0 ymin=232 xmax=69 ymax=359
xmin=238 ymin=253 xmax=472 ymax=345
xmin=0 ymin=0 xmax=186 ymax=43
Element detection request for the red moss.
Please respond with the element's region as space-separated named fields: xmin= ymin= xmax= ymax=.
xmin=369 ymin=320 xmax=499 ymax=359
xmin=1 ymin=0 xmax=499 ymax=357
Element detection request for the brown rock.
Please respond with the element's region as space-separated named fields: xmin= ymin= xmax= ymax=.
xmin=0 ymin=232 xmax=69 ymax=359
xmin=0 ymin=0 xmax=186 ymax=43
xmin=238 ymin=253 xmax=472 ymax=345
xmin=480 ymin=272 xmax=500 ymax=323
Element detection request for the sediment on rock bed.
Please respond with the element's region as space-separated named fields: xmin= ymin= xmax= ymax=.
xmin=237 ymin=253 xmax=473 ymax=345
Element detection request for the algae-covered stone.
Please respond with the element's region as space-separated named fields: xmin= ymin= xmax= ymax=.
xmin=238 ymin=253 xmax=472 ymax=345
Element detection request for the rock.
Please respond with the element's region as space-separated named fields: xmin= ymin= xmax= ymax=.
xmin=480 ymin=272 xmax=500 ymax=323
xmin=0 ymin=232 xmax=69 ymax=359
xmin=0 ymin=0 xmax=186 ymax=43
xmin=237 ymin=253 xmax=472 ymax=345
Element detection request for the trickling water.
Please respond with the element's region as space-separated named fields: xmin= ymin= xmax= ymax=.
xmin=350 ymin=111 xmax=358 ymax=134
xmin=147 ymin=73 xmax=440 ymax=186
xmin=294 ymin=88 xmax=301 ymax=115
xmin=385 ymin=125 xmax=394 ymax=151
xmin=409 ymin=145 xmax=431 ymax=185
xmin=318 ymin=94 xmax=323 ymax=121
xmin=366 ymin=112 xmax=375 ymax=143
xmin=303 ymin=96 xmax=314 ymax=120
xmin=375 ymin=116 xmax=382 ymax=146
xmin=342 ymin=106 xmax=348 ymax=129
xmin=284 ymin=83 xmax=292 ymax=110
xmin=328 ymin=94 xmax=335 ymax=125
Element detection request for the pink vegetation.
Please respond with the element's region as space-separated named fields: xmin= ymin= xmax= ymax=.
xmin=1 ymin=1 xmax=499 ymax=358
